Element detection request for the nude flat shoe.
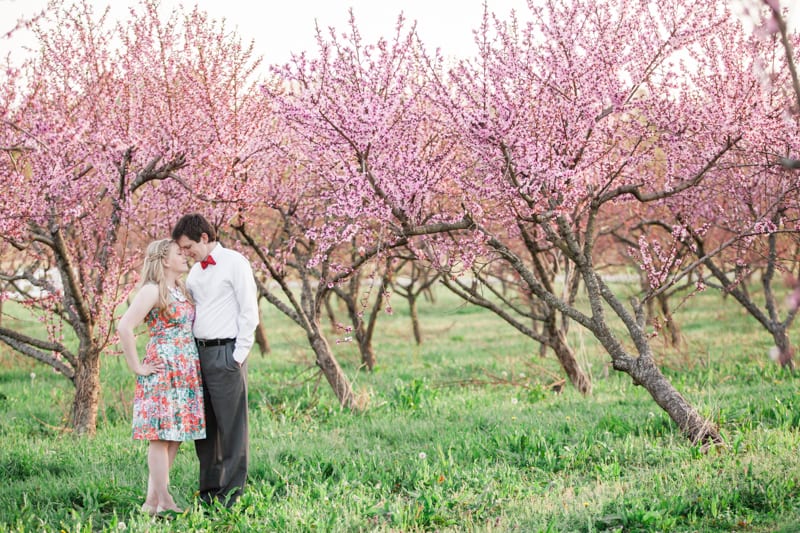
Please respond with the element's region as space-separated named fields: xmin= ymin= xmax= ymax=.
xmin=156 ymin=505 xmax=184 ymax=514
xmin=140 ymin=503 xmax=158 ymax=515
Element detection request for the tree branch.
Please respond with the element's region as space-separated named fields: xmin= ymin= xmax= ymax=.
xmin=0 ymin=327 xmax=76 ymax=379
xmin=129 ymin=153 xmax=188 ymax=192
xmin=598 ymin=135 xmax=742 ymax=204
xmin=441 ymin=276 xmax=551 ymax=345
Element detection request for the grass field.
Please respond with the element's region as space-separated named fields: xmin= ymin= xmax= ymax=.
xmin=0 ymin=284 xmax=799 ymax=532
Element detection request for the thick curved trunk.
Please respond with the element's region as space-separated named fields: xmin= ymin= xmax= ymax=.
xmin=70 ymin=349 xmax=101 ymax=436
xmin=620 ymin=354 xmax=720 ymax=445
xmin=308 ymin=327 xmax=357 ymax=409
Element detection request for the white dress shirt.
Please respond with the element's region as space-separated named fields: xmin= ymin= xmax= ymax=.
xmin=186 ymin=243 xmax=259 ymax=364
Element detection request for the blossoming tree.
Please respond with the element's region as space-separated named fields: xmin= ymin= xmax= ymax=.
xmin=0 ymin=0 xmax=262 ymax=434
xmin=628 ymin=0 xmax=800 ymax=369
xmin=426 ymin=0 xmax=795 ymax=443
xmin=233 ymin=13 xmax=473 ymax=408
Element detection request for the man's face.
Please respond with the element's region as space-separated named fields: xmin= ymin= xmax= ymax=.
xmin=175 ymin=234 xmax=209 ymax=263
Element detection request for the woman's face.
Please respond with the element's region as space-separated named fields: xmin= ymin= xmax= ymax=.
xmin=163 ymin=242 xmax=189 ymax=274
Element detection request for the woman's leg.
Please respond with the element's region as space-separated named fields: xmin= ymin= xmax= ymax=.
xmin=148 ymin=440 xmax=181 ymax=512
xmin=163 ymin=441 xmax=183 ymax=511
xmin=142 ymin=440 xmax=166 ymax=513
xmin=143 ymin=465 xmax=158 ymax=513
xmin=168 ymin=441 xmax=181 ymax=469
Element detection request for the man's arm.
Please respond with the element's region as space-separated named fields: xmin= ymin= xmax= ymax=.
xmin=231 ymin=255 xmax=259 ymax=364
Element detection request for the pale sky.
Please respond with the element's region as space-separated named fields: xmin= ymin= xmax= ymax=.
xmin=0 ymin=0 xmax=530 ymax=65
xmin=1 ymin=1 xmax=799 ymax=66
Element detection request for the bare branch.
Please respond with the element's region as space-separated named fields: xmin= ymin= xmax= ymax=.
xmin=129 ymin=153 xmax=188 ymax=192
xmin=441 ymin=276 xmax=551 ymax=345
xmin=598 ymin=135 xmax=742 ymax=204
xmin=0 ymin=327 xmax=76 ymax=379
xmin=254 ymin=277 xmax=304 ymax=327
xmin=234 ymin=222 xmax=312 ymax=331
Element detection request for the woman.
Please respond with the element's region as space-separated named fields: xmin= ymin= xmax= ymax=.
xmin=118 ymin=239 xmax=206 ymax=514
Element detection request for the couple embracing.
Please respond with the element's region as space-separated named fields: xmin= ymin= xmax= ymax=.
xmin=117 ymin=214 xmax=259 ymax=513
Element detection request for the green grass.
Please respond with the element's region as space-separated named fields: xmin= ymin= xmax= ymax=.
xmin=1 ymin=285 xmax=799 ymax=532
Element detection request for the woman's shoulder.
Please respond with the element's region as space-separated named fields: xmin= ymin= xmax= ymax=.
xmin=138 ymin=282 xmax=159 ymax=294
xmin=119 ymin=282 xmax=160 ymax=325
xmin=135 ymin=282 xmax=160 ymax=303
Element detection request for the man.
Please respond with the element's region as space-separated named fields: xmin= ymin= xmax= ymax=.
xmin=172 ymin=213 xmax=259 ymax=507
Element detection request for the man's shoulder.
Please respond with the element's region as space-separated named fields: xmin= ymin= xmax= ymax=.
xmin=218 ymin=246 xmax=251 ymax=265
xmin=186 ymin=263 xmax=202 ymax=279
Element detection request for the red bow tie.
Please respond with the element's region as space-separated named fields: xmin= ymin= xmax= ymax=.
xmin=200 ymin=255 xmax=216 ymax=269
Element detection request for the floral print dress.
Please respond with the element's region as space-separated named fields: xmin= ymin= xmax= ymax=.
xmin=132 ymin=291 xmax=206 ymax=441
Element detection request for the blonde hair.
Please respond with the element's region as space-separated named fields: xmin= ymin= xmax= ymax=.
xmin=139 ymin=239 xmax=192 ymax=315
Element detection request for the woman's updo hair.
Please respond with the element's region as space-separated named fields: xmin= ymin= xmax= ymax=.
xmin=138 ymin=239 xmax=191 ymax=315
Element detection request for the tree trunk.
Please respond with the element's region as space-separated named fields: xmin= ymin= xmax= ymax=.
xmin=620 ymin=353 xmax=720 ymax=445
xmin=342 ymin=296 xmax=376 ymax=371
xmin=355 ymin=330 xmax=376 ymax=370
xmin=549 ymin=324 xmax=591 ymax=395
xmin=254 ymin=317 xmax=271 ymax=356
xmin=408 ymin=294 xmax=422 ymax=345
xmin=640 ymin=274 xmax=656 ymax=323
xmin=70 ymin=349 xmax=101 ymax=436
xmin=362 ymin=267 xmax=389 ymax=369
xmin=324 ymin=291 xmax=338 ymax=331
xmin=536 ymin=320 xmax=548 ymax=358
xmin=773 ymin=328 xmax=796 ymax=370
xmin=423 ymin=285 xmax=436 ymax=304
xmin=658 ymin=293 xmax=682 ymax=348
xmin=308 ymin=325 xmax=357 ymax=409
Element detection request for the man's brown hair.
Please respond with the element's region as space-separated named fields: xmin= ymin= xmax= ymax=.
xmin=171 ymin=213 xmax=217 ymax=242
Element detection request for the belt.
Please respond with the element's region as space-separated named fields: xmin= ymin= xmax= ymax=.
xmin=196 ymin=338 xmax=236 ymax=348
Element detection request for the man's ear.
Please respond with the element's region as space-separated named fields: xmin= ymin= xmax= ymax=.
xmin=200 ymin=233 xmax=208 ymax=244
